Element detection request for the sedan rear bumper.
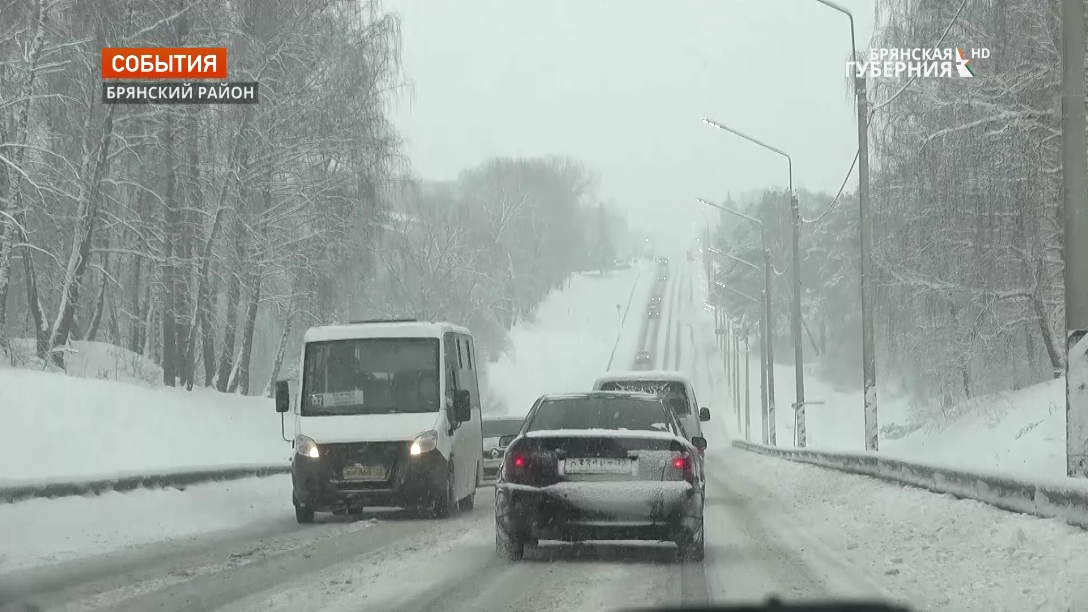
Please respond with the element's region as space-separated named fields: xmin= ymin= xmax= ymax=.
xmin=495 ymin=481 xmax=702 ymax=542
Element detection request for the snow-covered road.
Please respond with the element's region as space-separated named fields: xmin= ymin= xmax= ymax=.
xmin=5 ymin=258 xmax=1084 ymax=610
xmin=3 ymin=454 xmax=896 ymax=612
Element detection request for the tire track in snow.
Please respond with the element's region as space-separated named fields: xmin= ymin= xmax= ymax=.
xmin=606 ymin=270 xmax=643 ymax=371
xmin=661 ymin=266 xmax=682 ymax=370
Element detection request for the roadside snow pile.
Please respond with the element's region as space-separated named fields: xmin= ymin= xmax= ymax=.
xmin=746 ymin=361 xmax=1063 ymax=480
xmin=881 ymin=379 xmax=1063 ymax=480
xmin=0 ymin=366 xmax=289 ymax=486
xmin=4 ymin=339 xmax=162 ymax=386
xmin=679 ymin=261 xmax=1065 ymax=480
xmin=486 ymin=264 xmax=647 ymax=417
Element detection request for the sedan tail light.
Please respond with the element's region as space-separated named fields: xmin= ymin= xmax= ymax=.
xmin=672 ymin=452 xmax=695 ymax=484
xmin=501 ymin=443 xmax=534 ymax=484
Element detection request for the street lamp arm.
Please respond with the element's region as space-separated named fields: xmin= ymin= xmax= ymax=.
xmin=715 ymin=281 xmax=760 ymax=305
xmin=709 ymin=247 xmax=760 ymax=271
xmin=812 ymin=0 xmax=859 ymax=89
xmin=811 ymin=0 xmax=857 ymax=57
xmin=697 ymin=198 xmax=764 ymax=230
xmin=703 ymin=118 xmax=792 ymax=169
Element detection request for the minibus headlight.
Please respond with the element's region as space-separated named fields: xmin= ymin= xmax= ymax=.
xmin=295 ymin=435 xmax=320 ymax=459
xmin=410 ymin=430 xmax=438 ymax=456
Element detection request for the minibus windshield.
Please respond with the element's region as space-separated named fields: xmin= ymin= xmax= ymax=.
xmin=300 ymin=338 xmax=440 ymax=416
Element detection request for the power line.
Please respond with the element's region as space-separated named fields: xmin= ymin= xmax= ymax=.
xmin=806 ymin=0 xmax=971 ymax=225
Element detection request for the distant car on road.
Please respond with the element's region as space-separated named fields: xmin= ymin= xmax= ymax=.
xmin=494 ymin=391 xmax=706 ymax=561
xmin=483 ymin=416 xmax=525 ymax=481
xmin=634 ymin=351 xmax=652 ymax=367
xmin=656 ymin=274 xmax=667 ymax=282
xmin=647 ymin=304 xmax=661 ymax=318
xmin=649 ymin=295 xmax=662 ymax=304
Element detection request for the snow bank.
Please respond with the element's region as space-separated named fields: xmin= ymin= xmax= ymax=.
xmin=0 ymin=475 xmax=293 ymax=574
xmin=4 ymin=339 xmax=163 ymax=387
xmin=758 ymin=354 xmax=1064 ymax=480
xmin=486 ymin=264 xmax=647 ymax=417
xmin=681 ymin=258 xmax=1066 ymax=480
xmin=0 ymin=366 xmax=289 ymax=486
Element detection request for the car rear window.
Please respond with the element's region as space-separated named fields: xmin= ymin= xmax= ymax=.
xmin=597 ymin=380 xmax=691 ymax=415
xmin=526 ymin=397 xmax=671 ymax=433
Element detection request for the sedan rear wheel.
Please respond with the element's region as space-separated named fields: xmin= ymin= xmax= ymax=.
xmin=678 ymin=517 xmax=705 ymax=562
xmin=496 ymin=522 xmax=524 ymax=561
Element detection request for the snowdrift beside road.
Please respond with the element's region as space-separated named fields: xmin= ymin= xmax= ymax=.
xmin=0 ymin=366 xmax=289 ymax=486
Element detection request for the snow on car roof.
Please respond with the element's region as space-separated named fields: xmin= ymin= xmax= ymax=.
xmin=304 ymin=321 xmax=471 ymax=343
xmin=593 ymin=370 xmax=694 ymax=386
xmin=524 ymin=428 xmax=685 ymax=442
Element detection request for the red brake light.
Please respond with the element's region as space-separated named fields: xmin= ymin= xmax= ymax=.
xmin=674 ymin=452 xmax=695 ymax=484
xmin=513 ymin=454 xmax=526 ymax=468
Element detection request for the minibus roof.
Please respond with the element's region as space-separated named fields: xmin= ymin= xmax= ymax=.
xmin=303 ymin=321 xmax=471 ymax=343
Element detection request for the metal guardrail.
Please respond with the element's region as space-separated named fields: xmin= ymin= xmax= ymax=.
xmin=732 ymin=439 xmax=1088 ymax=529
xmin=0 ymin=464 xmax=291 ymax=505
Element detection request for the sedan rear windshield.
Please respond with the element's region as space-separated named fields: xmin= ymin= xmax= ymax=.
xmin=526 ymin=398 xmax=671 ymax=433
xmin=597 ymin=380 xmax=690 ymax=415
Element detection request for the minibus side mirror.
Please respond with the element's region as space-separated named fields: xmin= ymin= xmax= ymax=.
xmin=275 ymin=380 xmax=290 ymax=413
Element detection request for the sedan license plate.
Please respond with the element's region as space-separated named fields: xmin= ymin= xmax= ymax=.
xmin=563 ymin=457 xmax=635 ymax=475
xmin=342 ymin=464 xmax=387 ymax=481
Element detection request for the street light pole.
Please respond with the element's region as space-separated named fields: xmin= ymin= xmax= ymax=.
xmin=700 ymin=204 xmax=779 ymax=442
xmin=745 ymin=334 xmax=751 ymax=441
xmin=1062 ymin=0 xmax=1088 ymax=477
xmin=734 ymin=322 xmax=742 ymax=431
xmin=812 ymin=0 xmax=879 ymax=452
xmin=703 ymin=120 xmax=803 ymax=447
xmin=714 ymin=279 xmax=766 ymax=441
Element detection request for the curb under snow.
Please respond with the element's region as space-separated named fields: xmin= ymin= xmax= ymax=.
xmin=0 ymin=464 xmax=291 ymax=505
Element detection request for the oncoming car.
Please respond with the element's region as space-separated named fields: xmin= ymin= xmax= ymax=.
xmin=634 ymin=351 xmax=653 ymax=367
xmin=494 ymin=391 xmax=706 ymax=562
xmin=483 ymin=416 xmax=525 ymax=480
xmin=275 ymin=319 xmax=483 ymax=523
xmin=647 ymin=304 xmax=661 ymax=318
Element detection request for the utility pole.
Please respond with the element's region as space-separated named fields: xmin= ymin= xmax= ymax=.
xmin=759 ymin=292 xmax=769 ymax=444
xmin=745 ymin=335 xmax=751 ymax=441
xmin=735 ymin=325 xmax=742 ymax=432
xmin=764 ymin=247 xmax=777 ymax=445
xmin=789 ymin=193 xmax=806 ymax=447
xmin=734 ymin=331 xmax=741 ymax=424
xmin=812 ymin=0 xmax=879 ymax=452
xmin=857 ymin=76 xmax=879 ymax=452
xmin=1063 ymin=0 xmax=1088 ymax=477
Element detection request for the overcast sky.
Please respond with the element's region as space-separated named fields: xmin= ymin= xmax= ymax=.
xmin=385 ymin=0 xmax=877 ymax=249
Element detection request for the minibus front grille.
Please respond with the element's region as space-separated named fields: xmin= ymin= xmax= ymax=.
xmin=322 ymin=441 xmax=405 ymax=481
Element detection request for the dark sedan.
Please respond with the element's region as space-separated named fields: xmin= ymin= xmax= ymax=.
xmin=494 ymin=391 xmax=706 ymax=562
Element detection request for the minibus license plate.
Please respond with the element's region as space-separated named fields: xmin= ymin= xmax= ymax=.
xmin=342 ymin=465 xmax=387 ymax=481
